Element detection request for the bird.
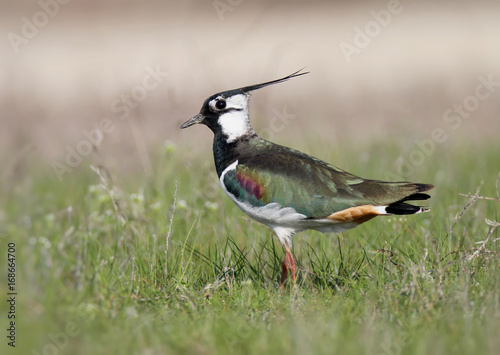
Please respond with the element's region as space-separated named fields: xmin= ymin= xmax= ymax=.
xmin=180 ymin=70 xmax=433 ymax=287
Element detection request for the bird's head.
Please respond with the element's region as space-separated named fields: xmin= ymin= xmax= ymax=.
xmin=180 ymin=69 xmax=308 ymax=143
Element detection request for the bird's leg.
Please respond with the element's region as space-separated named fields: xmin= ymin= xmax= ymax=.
xmin=280 ymin=259 xmax=288 ymax=286
xmin=280 ymin=247 xmax=296 ymax=288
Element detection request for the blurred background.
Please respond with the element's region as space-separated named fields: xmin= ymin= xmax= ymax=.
xmin=1 ymin=0 xmax=499 ymax=182
xmin=2 ymin=2 xmax=499 ymax=353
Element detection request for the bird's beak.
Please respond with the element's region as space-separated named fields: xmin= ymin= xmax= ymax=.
xmin=180 ymin=113 xmax=204 ymax=129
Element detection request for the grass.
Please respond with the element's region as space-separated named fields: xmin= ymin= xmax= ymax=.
xmin=1 ymin=137 xmax=500 ymax=355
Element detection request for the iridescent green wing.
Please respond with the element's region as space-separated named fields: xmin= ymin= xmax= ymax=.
xmin=223 ymin=145 xmax=431 ymax=218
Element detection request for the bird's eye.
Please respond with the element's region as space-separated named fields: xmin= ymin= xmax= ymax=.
xmin=215 ymin=100 xmax=226 ymax=110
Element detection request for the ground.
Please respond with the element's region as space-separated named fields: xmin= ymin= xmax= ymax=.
xmin=2 ymin=138 xmax=499 ymax=354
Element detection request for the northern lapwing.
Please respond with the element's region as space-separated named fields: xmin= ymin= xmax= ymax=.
xmin=180 ymin=70 xmax=433 ymax=287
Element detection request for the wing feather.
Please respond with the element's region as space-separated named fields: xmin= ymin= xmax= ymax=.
xmin=222 ymin=140 xmax=433 ymax=219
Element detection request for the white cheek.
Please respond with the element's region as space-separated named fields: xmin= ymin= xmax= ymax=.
xmin=226 ymin=94 xmax=249 ymax=109
xmin=218 ymin=110 xmax=251 ymax=143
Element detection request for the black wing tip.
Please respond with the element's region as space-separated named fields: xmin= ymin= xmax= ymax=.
xmin=389 ymin=183 xmax=434 ymax=212
xmin=396 ymin=184 xmax=434 ymax=203
xmin=386 ymin=202 xmax=428 ymax=215
xmin=403 ymin=192 xmax=431 ymax=201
